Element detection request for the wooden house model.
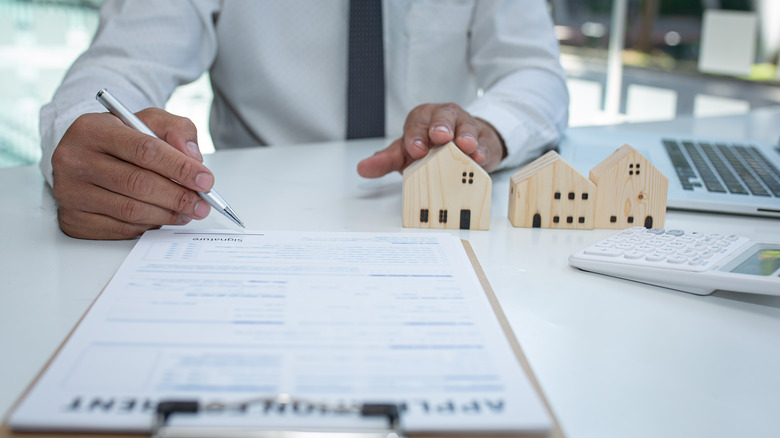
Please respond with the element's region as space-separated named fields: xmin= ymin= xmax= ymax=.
xmin=508 ymin=145 xmax=668 ymax=229
xmin=508 ymin=150 xmax=597 ymax=229
xmin=589 ymin=144 xmax=668 ymax=229
xmin=402 ymin=141 xmax=491 ymax=230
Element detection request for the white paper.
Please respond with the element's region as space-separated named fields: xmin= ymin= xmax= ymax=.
xmin=10 ymin=229 xmax=550 ymax=434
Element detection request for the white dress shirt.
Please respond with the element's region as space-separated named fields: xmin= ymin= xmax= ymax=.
xmin=39 ymin=0 xmax=569 ymax=187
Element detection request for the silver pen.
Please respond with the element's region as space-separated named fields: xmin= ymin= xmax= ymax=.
xmin=96 ymin=88 xmax=245 ymax=228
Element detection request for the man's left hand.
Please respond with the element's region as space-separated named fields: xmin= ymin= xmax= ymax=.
xmin=357 ymin=102 xmax=506 ymax=178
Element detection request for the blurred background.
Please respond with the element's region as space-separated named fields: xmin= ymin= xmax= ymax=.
xmin=1 ymin=0 xmax=779 ymax=168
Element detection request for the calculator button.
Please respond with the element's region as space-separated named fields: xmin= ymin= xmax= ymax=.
xmin=595 ymin=241 xmax=614 ymax=247
xmin=678 ymin=249 xmax=698 ymax=257
xmin=584 ymin=248 xmax=623 ymax=257
xmin=615 ymin=243 xmax=635 ymax=250
xmin=667 ymin=241 xmax=686 ymax=249
xmin=699 ymin=251 xmax=714 ymax=259
xmin=689 ymin=257 xmax=705 ymax=266
xmin=689 ymin=243 xmax=708 ymax=251
xmin=708 ymin=233 xmax=724 ymax=240
xmin=645 ymin=252 xmax=666 ymax=261
xmin=647 ymin=228 xmax=666 ymax=235
xmin=647 ymin=239 xmax=666 ymax=247
xmin=656 ymin=247 xmax=676 ymax=255
xmin=676 ymin=236 xmax=694 ymax=243
xmin=624 ymin=250 xmax=645 ymax=259
xmin=666 ymin=229 xmax=685 ymax=236
xmin=667 ymin=255 xmax=688 ymax=264
xmin=636 ymin=245 xmax=654 ymax=252
xmin=725 ymin=234 xmax=739 ymax=241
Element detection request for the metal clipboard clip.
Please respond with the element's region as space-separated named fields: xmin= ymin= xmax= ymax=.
xmin=151 ymin=394 xmax=407 ymax=438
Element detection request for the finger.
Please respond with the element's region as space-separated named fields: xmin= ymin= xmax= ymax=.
xmin=58 ymin=207 xmax=159 ymax=240
xmin=85 ymin=152 xmax=211 ymax=219
xmin=469 ymin=118 xmax=506 ymax=172
xmin=402 ymin=105 xmax=433 ymax=160
xmin=138 ymin=108 xmax=202 ymax=161
xmin=357 ymin=140 xmax=415 ymax=178
xmin=468 ymin=146 xmax=488 ymax=169
xmin=56 ymin=178 xmax=198 ymax=228
xmin=427 ymin=103 xmax=461 ymax=145
xmin=452 ymin=115 xmax=481 ymax=156
xmin=57 ymin=202 xmax=189 ymax=240
xmin=91 ymin=125 xmax=215 ymax=194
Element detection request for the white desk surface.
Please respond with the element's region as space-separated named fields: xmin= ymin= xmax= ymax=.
xmin=1 ymin=109 xmax=779 ymax=437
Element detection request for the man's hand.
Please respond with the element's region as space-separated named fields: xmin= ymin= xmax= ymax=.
xmin=357 ymin=102 xmax=506 ymax=178
xmin=52 ymin=108 xmax=213 ymax=240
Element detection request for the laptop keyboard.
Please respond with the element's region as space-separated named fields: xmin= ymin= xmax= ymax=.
xmin=663 ymin=139 xmax=780 ymax=197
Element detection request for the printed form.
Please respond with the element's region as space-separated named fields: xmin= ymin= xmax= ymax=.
xmin=10 ymin=230 xmax=551 ymax=434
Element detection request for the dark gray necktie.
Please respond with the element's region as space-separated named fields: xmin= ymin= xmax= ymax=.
xmin=346 ymin=0 xmax=385 ymax=139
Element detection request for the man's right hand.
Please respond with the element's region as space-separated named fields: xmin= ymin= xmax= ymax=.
xmin=51 ymin=108 xmax=214 ymax=240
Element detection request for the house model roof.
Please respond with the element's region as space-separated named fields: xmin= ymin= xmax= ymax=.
xmin=402 ymin=141 xmax=489 ymax=179
xmin=510 ymin=150 xmax=583 ymax=184
xmin=589 ymin=144 xmax=658 ymax=183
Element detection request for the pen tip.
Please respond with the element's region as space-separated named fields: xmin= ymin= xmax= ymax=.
xmin=222 ymin=207 xmax=245 ymax=229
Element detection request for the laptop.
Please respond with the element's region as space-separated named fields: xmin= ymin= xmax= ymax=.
xmin=557 ymin=126 xmax=780 ymax=219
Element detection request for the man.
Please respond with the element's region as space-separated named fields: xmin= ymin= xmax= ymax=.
xmin=41 ymin=0 xmax=569 ymax=239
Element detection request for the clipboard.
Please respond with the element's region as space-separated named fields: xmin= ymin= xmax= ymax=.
xmin=1 ymin=238 xmax=563 ymax=438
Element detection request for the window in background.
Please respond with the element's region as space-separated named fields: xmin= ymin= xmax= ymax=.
xmin=552 ymin=0 xmax=780 ymax=126
xmin=0 ymin=0 xmax=101 ymax=167
xmin=0 ymin=0 xmax=213 ymax=169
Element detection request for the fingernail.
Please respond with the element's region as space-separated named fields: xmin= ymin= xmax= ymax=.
xmin=433 ymin=125 xmax=451 ymax=134
xmin=186 ymin=141 xmax=202 ymax=160
xmin=412 ymin=139 xmax=426 ymax=154
xmin=472 ymin=148 xmax=485 ymax=163
xmin=459 ymin=133 xmax=478 ymax=144
xmin=195 ymin=172 xmax=214 ymax=191
xmin=179 ymin=215 xmax=193 ymax=225
xmin=194 ymin=201 xmax=210 ymax=219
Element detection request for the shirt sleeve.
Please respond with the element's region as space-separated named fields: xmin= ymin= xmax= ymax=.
xmin=38 ymin=0 xmax=221 ymax=187
xmin=464 ymin=0 xmax=569 ymax=171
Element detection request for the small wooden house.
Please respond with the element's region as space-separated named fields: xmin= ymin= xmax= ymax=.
xmin=508 ymin=151 xmax=597 ymax=229
xmin=507 ymin=145 xmax=668 ymax=230
xmin=402 ymin=142 xmax=491 ymax=230
xmin=589 ymin=144 xmax=668 ymax=229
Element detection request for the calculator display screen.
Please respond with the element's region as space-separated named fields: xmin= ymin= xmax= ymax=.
xmin=729 ymin=247 xmax=780 ymax=276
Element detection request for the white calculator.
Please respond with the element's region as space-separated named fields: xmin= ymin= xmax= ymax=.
xmin=569 ymin=227 xmax=780 ymax=296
